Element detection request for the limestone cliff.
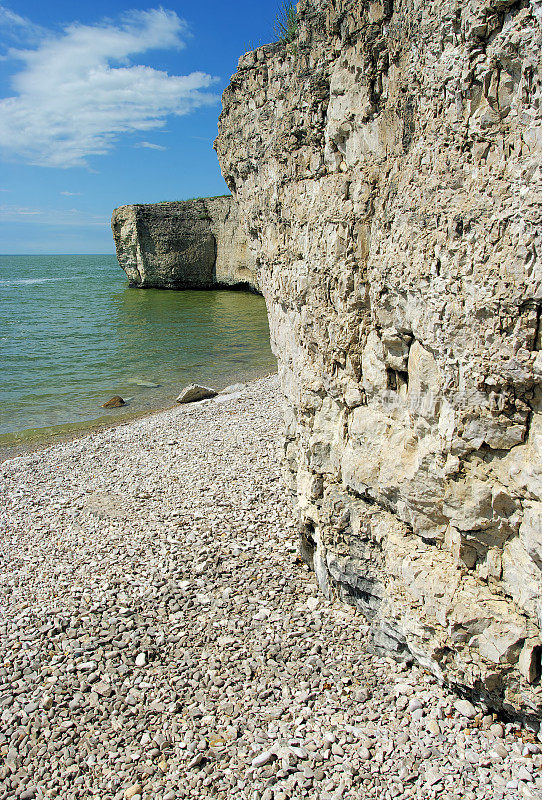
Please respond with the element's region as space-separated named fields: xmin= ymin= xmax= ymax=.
xmin=216 ymin=0 xmax=542 ymax=717
xmin=111 ymin=196 xmax=259 ymax=291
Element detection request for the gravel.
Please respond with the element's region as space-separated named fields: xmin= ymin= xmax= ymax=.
xmin=1 ymin=375 xmax=541 ymax=800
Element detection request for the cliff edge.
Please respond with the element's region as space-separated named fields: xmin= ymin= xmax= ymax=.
xmin=216 ymin=0 xmax=542 ymax=717
xmin=111 ymin=196 xmax=259 ymax=291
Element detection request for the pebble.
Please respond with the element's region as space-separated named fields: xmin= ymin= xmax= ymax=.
xmin=252 ymin=751 xmax=275 ymax=768
xmin=0 ymin=375 xmax=540 ymax=800
xmin=491 ymin=742 xmax=509 ymax=759
xmin=425 ymin=767 xmax=443 ymax=786
xmin=454 ymin=699 xmax=477 ymax=718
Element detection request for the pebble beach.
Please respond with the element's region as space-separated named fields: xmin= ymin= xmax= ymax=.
xmin=1 ymin=375 xmax=541 ymax=800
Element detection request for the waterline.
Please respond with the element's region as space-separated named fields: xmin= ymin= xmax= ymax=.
xmin=0 ymin=254 xmax=276 ymax=446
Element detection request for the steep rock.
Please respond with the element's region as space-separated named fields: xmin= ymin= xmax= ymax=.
xmin=216 ymin=0 xmax=542 ymax=717
xmin=111 ymin=196 xmax=259 ymax=291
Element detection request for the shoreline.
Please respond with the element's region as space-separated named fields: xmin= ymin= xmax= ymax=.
xmin=1 ymin=373 xmax=539 ymax=799
xmin=0 ymin=369 xmax=278 ymax=464
xmin=0 ymin=254 xmax=275 ymax=464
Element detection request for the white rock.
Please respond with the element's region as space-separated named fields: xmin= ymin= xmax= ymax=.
xmin=490 ymin=742 xmax=509 ymax=759
xmin=425 ymin=767 xmax=443 ymax=787
xmin=78 ymin=661 xmax=97 ymax=671
xmin=454 ymin=699 xmax=476 ymax=719
xmin=251 ymin=750 xmax=274 ymax=768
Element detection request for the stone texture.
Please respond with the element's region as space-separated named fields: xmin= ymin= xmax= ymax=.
xmin=111 ymin=196 xmax=259 ymax=291
xmin=4 ymin=376 xmax=542 ymax=800
xmin=176 ymin=384 xmax=218 ymax=404
xmin=215 ymin=0 xmax=542 ymax=717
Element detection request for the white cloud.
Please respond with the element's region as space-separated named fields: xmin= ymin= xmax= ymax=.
xmin=0 ymin=204 xmax=41 ymax=217
xmin=60 ymin=191 xmax=82 ymax=196
xmin=0 ymin=203 xmax=107 ymax=226
xmin=0 ymin=6 xmax=29 ymax=28
xmin=0 ymin=8 xmax=219 ymax=168
xmin=0 ymin=5 xmax=47 ymax=45
xmin=135 ymin=140 xmax=167 ymax=150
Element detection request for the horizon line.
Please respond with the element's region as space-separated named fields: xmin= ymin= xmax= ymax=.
xmin=0 ymin=252 xmax=116 ymax=256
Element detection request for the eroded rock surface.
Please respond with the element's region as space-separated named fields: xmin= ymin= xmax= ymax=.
xmin=216 ymin=0 xmax=542 ymax=716
xmin=111 ymin=197 xmax=258 ymax=291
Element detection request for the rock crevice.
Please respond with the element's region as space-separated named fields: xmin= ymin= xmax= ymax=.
xmin=215 ymin=0 xmax=542 ymax=717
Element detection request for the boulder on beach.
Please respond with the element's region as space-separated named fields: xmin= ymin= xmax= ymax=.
xmin=176 ymin=384 xmax=217 ymax=404
xmin=101 ymin=396 xmax=126 ymax=408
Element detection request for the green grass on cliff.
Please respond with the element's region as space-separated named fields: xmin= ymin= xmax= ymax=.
xmin=154 ymin=195 xmax=232 ymax=204
xmin=274 ymin=2 xmax=297 ymax=45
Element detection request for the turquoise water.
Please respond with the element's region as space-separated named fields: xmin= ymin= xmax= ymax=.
xmin=0 ymin=254 xmax=276 ymax=444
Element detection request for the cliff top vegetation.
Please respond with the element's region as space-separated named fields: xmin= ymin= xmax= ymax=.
xmin=274 ymin=2 xmax=297 ymax=44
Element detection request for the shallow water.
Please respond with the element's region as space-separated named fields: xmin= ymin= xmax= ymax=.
xmin=0 ymin=254 xmax=276 ymax=445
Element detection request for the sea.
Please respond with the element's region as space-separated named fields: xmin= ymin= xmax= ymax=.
xmin=0 ymin=254 xmax=276 ymax=449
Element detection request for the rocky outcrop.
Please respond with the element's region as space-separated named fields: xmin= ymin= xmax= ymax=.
xmin=216 ymin=0 xmax=542 ymax=717
xmin=111 ymin=196 xmax=259 ymax=291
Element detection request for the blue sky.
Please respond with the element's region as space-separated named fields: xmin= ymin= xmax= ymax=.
xmin=0 ymin=1 xmax=280 ymax=253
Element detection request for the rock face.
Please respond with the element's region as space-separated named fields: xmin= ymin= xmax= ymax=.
xmin=111 ymin=196 xmax=259 ymax=291
xmin=216 ymin=0 xmax=542 ymax=716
